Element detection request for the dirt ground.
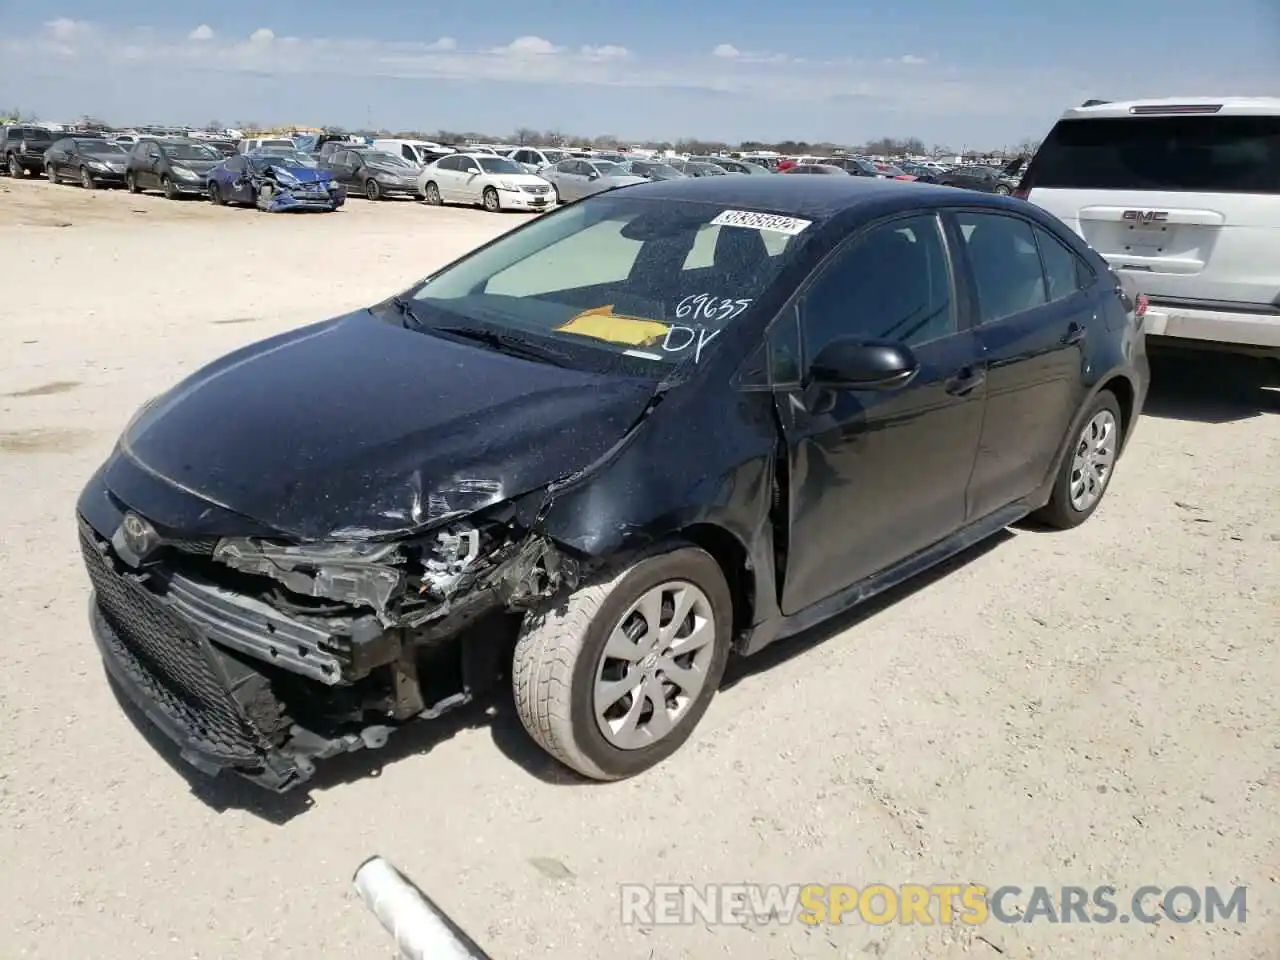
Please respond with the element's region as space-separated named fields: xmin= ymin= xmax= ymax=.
xmin=0 ymin=175 xmax=1277 ymax=960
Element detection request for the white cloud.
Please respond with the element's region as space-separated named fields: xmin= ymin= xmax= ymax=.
xmin=712 ymin=43 xmax=786 ymax=64
xmin=3 ymin=17 xmax=1179 ymax=137
xmin=44 ymin=17 xmax=91 ymax=41
xmin=580 ymin=44 xmax=630 ymax=61
xmin=494 ymin=36 xmax=558 ymax=56
xmin=895 ymin=54 xmax=928 ymax=65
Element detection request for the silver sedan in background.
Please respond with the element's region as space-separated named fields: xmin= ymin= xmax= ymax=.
xmin=537 ymin=157 xmax=647 ymax=203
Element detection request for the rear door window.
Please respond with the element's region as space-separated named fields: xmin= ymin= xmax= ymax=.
xmin=1033 ymin=226 xmax=1088 ymax=302
xmin=1028 ymin=115 xmax=1280 ymax=194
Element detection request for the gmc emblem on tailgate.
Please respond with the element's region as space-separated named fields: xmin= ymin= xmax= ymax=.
xmin=1122 ymin=210 xmax=1169 ymax=224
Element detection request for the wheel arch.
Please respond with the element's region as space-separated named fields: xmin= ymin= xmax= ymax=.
xmin=671 ymin=523 xmax=755 ymax=641
xmin=1096 ymin=373 xmax=1136 ymax=445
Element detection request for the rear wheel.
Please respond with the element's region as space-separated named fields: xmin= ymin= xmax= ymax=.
xmin=512 ymin=543 xmax=733 ymax=781
xmin=1032 ymin=390 xmax=1122 ymax=529
xmin=7 ymin=154 xmax=21 ymax=177
xmin=482 ymin=186 xmax=501 ymax=212
xmin=80 ymin=166 xmax=96 ymax=190
xmin=423 ymin=181 xmax=442 ymax=205
xmin=46 ymin=162 xmax=58 ymax=183
xmin=994 ymin=183 xmax=1011 ymax=196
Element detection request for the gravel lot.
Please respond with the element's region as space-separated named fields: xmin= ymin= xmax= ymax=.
xmin=1 ymin=176 xmax=1277 ymax=960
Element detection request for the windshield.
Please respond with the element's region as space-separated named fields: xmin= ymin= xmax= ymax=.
xmin=79 ymin=140 xmax=126 ymax=156
xmin=477 ymin=157 xmax=523 ymax=175
xmin=161 ymin=142 xmax=219 ymax=161
xmin=1029 ymin=115 xmax=1280 ymax=194
xmin=626 ymin=161 xmax=683 ymax=179
xmin=250 ymin=152 xmax=318 ymax=169
xmin=365 ymin=151 xmax=411 ymax=167
xmin=542 ymin=150 xmax=567 ymax=164
xmin=407 ymin=195 xmax=814 ymax=375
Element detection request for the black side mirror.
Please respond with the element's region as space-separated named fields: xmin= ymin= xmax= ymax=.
xmin=809 ymin=337 xmax=919 ymax=391
xmin=587 ymin=172 xmax=599 ymax=180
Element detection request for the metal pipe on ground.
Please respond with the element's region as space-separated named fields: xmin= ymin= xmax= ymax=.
xmin=353 ymin=856 xmax=494 ymax=960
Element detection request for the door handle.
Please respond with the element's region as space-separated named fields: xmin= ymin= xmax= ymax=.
xmin=945 ymin=365 xmax=986 ymax=396
xmin=1061 ymin=321 xmax=1087 ymax=345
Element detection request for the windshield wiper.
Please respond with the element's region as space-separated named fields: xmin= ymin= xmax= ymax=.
xmin=390 ymin=295 xmax=424 ymax=329
xmin=431 ymin=325 xmax=572 ymax=366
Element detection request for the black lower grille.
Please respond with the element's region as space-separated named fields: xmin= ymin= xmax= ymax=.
xmin=79 ymin=519 xmax=265 ymax=761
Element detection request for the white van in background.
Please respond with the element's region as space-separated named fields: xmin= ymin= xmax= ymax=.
xmin=1018 ymin=97 xmax=1280 ymax=360
xmin=372 ymin=139 xmax=448 ymax=166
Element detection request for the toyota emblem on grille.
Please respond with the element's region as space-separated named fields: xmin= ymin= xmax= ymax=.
xmin=119 ymin=512 xmax=159 ymax=558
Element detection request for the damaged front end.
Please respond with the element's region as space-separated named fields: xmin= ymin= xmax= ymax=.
xmin=80 ymin=498 xmax=578 ymax=791
xmin=254 ymin=167 xmax=344 ymax=213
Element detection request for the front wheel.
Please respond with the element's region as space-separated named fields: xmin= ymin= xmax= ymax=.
xmin=365 ymin=178 xmax=381 ymax=201
xmin=46 ymin=162 xmax=58 ymax=183
xmin=126 ymin=171 xmax=140 ymax=193
xmin=994 ymin=183 xmax=1011 ymax=196
xmin=207 ymin=181 xmax=223 ymax=205
xmin=80 ymin=166 xmax=95 ymax=190
xmin=423 ymin=181 xmax=442 ymax=205
xmin=161 ymin=176 xmax=177 ymax=200
xmin=482 ymin=186 xmax=501 ymax=212
xmin=512 ymin=543 xmax=733 ymax=781
xmin=7 ymin=154 xmax=21 ymax=177
xmin=1032 ymin=390 xmax=1123 ymax=529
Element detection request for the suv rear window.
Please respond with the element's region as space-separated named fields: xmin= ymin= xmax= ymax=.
xmin=1028 ymin=115 xmax=1280 ymax=194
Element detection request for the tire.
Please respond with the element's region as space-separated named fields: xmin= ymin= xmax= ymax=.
xmin=423 ymin=181 xmax=442 ymax=205
xmin=512 ymin=543 xmax=733 ymax=781
xmin=46 ymin=162 xmax=58 ymax=183
xmin=8 ymin=154 xmax=21 ymax=177
xmin=80 ymin=166 xmax=95 ymax=190
xmin=365 ymin=178 xmax=381 ymax=201
xmin=161 ymin=176 xmax=177 ymax=200
xmin=126 ymin=171 xmax=140 ymax=193
xmin=1032 ymin=390 xmax=1123 ymax=530
xmin=551 ymin=184 xmax=562 ymax=205
xmin=994 ymin=183 xmax=1011 ymax=196
xmin=482 ymin=186 xmax=501 ymax=212
xmin=207 ymin=181 xmax=223 ymax=204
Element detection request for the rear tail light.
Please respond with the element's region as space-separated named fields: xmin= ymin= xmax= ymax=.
xmin=1134 ymin=293 xmax=1149 ymax=317
xmin=1013 ymin=187 xmax=1029 ymax=200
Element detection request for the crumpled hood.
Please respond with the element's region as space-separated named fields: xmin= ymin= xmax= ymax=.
xmin=271 ymin=164 xmax=329 ymax=184
xmin=111 ymin=310 xmax=657 ymax=540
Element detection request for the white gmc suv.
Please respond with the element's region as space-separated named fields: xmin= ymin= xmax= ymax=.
xmin=1016 ymin=97 xmax=1280 ymax=362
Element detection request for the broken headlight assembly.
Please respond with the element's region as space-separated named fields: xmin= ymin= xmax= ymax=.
xmin=213 ymin=538 xmax=407 ymax=620
xmin=210 ymin=513 xmax=550 ymax=628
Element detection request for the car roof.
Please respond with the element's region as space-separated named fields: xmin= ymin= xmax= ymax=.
xmin=1059 ymin=96 xmax=1280 ymax=120
xmin=615 ymin=174 xmax=1025 ymax=221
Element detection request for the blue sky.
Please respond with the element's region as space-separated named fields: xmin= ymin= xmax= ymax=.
xmin=1 ymin=1 xmax=1276 ymax=146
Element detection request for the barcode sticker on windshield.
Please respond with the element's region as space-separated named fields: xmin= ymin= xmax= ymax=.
xmin=710 ymin=209 xmax=812 ymax=236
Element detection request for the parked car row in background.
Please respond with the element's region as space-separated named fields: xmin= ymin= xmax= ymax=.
xmin=1 ymin=122 xmax=1033 ymax=219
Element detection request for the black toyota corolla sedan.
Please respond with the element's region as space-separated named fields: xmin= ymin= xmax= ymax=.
xmin=77 ymin=176 xmax=1149 ymax=791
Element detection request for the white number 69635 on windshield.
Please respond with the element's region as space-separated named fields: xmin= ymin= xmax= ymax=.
xmin=675 ymin=294 xmax=753 ymax=322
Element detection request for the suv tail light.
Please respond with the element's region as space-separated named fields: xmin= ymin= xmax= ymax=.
xmin=1134 ymin=293 xmax=1149 ymax=318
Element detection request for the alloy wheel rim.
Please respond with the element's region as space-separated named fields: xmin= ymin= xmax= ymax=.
xmin=593 ymin=580 xmax=716 ymax=750
xmin=1069 ymin=410 xmax=1118 ymax=511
